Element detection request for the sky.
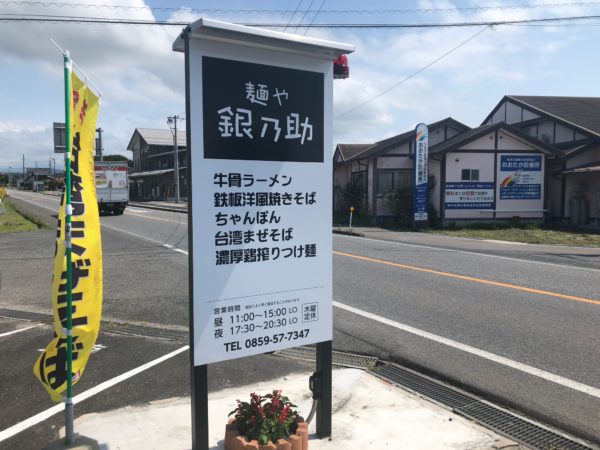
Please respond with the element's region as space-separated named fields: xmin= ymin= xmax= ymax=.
xmin=1 ymin=0 xmax=600 ymax=172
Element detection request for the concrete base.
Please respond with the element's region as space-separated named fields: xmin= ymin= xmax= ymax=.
xmin=45 ymin=435 xmax=100 ymax=450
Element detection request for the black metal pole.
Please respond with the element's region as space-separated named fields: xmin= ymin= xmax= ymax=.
xmin=183 ymin=26 xmax=209 ymax=450
xmin=191 ymin=364 xmax=209 ymax=450
xmin=315 ymin=340 xmax=332 ymax=438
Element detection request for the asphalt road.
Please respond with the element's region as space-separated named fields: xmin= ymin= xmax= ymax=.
xmin=0 ymin=190 xmax=314 ymax=450
xmin=2 ymin=190 xmax=599 ymax=446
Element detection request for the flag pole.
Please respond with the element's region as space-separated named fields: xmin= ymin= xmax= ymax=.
xmin=63 ymin=49 xmax=75 ymax=446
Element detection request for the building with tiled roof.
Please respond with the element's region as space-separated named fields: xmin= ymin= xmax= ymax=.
xmin=334 ymin=96 xmax=600 ymax=227
xmin=127 ymin=128 xmax=187 ymax=201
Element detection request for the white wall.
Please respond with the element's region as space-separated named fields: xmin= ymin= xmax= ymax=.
xmin=565 ymin=173 xmax=600 ymax=221
xmin=444 ymin=152 xmax=495 ymax=219
xmin=492 ymin=103 xmax=505 ymax=123
xmin=459 ymin=133 xmax=495 ymax=150
xmin=445 ymin=152 xmax=495 ymax=180
xmin=368 ymin=158 xmax=374 ymax=215
xmin=333 ymin=163 xmax=350 ymax=188
xmin=497 ymin=132 xmax=531 ymax=150
xmin=429 ymin=126 xmax=446 ymax=146
xmin=506 ymin=101 xmax=521 ymax=124
xmin=430 ymin=158 xmax=441 ymax=217
xmin=377 ymin=155 xmax=412 ymax=169
xmin=566 ymin=145 xmax=600 ymax=169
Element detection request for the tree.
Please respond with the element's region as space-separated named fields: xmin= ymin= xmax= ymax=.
xmin=94 ymin=154 xmax=133 ymax=170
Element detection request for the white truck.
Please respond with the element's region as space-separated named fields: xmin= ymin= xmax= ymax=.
xmin=95 ymin=161 xmax=129 ymax=215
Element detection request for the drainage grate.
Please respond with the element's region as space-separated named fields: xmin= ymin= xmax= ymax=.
xmin=274 ymin=346 xmax=378 ymax=369
xmin=376 ymin=363 xmax=478 ymax=410
xmin=460 ymin=402 xmax=595 ymax=450
xmin=376 ymin=362 xmax=596 ymax=450
xmin=0 ymin=308 xmax=188 ymax=342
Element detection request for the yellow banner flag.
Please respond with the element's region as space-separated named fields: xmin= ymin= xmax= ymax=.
xmin=34 ymin=71 xmax=103 ymax=402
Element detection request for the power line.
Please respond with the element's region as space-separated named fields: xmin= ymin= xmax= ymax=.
xmin=303 ymin=0 xmax=326 ymax=36
xmin=2 ymin=1 xmax=600 ymax=15
xmin=0 ymin=13 xmax=188 ymax=25
xmin=283 ymin=0 xmax=303 ymax=32
xmin=335 ymin=25 xmax=491 ymax=120
xmin=294 ymin=0 xmax=315 ymax=34
xmin=2 ymin=13 xmax=600 ymax=28
xmin=245 ymin=15 xmax=600 ymax=28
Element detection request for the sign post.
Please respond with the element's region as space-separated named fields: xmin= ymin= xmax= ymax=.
xmin=173 ymin=19 xmax=353 ymax=450
xmin=413 ymin=123 xmax=429 ymax=227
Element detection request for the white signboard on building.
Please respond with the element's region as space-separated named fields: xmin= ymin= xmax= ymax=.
xmin=183 ymin=20 xmax=352 ymax=366
xmin=445 ymin=182 xmax=494 ymax=209
xmin=498 ymin=154 xmax=542 ymax=200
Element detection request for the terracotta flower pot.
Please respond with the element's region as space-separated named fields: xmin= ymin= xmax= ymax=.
xmin=224 ymin=420 xmax=308 ymax=450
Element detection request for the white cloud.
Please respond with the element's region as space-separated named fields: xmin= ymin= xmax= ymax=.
xmin=0 ymin=126 xmax=53 ymax=168
xmin=0 ymin=121 xmax=46 ymax=134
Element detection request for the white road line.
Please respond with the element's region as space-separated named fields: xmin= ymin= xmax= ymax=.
xmin=333 ymin=301 xmax=600 ymax=399
xmin=125 ymin=207 xmax=149 ymax=213
xmin=0 ymin=324 xmax=42 ymax=338
xmin=483 ymin=239 xmax=528 ymax=245
xmin=0 ymin=345 xmax=189 ymax=443
xmin=335 ymin=234 xmax=600 ymax=273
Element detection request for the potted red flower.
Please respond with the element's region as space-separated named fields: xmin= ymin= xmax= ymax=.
xmin=225 ymin=390 xmax=308 ymax=450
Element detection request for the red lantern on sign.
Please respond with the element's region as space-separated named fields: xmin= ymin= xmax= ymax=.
xmin=333 ymin=54 xmax=349 ymax=79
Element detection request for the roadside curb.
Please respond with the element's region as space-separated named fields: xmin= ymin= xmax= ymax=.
xmin=332 ymin=229 xmax=364 ymax=237
xmin=128 ymin=202 xmax=188 ymax=214
xmin=38 ymin=191 xmax=61 ymax=197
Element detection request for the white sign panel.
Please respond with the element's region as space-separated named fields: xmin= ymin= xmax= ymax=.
xmin=189 ymin=47 xmax=333 ymax=365
xmin=444 ymin=182 xmax=494 ymax=209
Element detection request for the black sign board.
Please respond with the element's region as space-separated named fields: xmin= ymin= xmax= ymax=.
xmin=202 ymin=57 xmax=324 ymax=163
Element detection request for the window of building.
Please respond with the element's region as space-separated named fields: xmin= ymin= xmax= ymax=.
xmin=350 ymin=170 xmax=367 ymax=192
xmin=520 ymin=124 xmax=538 ymax=138
xmin=461 ymin=169 xmax=480 ymax=181
xmin=377 ymin=170 xmax=412 ymax=195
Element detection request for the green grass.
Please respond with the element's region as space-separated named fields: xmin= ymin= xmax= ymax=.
xmin=424 ymin=224 xmax=600 ymax=247
xmin=0 ymin=200 xmax=39 ymax=233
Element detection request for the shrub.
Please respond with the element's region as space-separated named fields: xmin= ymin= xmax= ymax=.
xmin=229 ymin=390 xmax=300 ymax=445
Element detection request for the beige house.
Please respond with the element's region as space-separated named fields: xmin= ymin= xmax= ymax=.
xmin=333 ymin=96 xmax=600 ymax=227
xmin=483 ymin=96 xmax=600 ymax=225
xmin=333 ymin=118 xmax=469 ymax=223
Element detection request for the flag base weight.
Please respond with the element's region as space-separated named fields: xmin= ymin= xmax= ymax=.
xmin=44 ymin=435 xmax=99 ymax=450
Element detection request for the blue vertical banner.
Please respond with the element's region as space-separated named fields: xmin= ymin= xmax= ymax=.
xmin=413 ymin=123 xmax=429 ymax=223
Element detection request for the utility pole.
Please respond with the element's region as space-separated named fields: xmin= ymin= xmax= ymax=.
xmin=167 ymin=115 xmax=184 ymax=203
xmin=96 ymin=127 xmax=103 ymax=161
xmin=22 ymin=154 xmax=25 ymax=179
